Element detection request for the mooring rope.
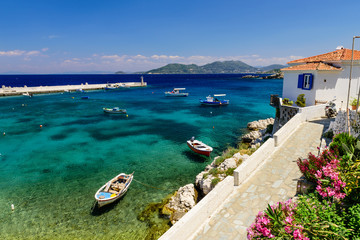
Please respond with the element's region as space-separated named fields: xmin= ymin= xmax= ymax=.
xmin=132 ymin=178 xmax=163 ymax=190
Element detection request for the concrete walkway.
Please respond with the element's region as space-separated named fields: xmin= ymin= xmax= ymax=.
xmin=192 ymin=121 xmax=326 ymax=240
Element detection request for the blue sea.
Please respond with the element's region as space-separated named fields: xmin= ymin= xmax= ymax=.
xmin=0 ymin=74 xmax=282 ymax=239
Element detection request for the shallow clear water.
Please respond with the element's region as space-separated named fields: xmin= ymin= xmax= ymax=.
xmin=0 ymin=76 xmax=282 ymax=239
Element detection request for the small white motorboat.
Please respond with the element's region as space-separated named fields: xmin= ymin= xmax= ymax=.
xmin=103 ymin=107 xmax=127 ymax=114
xmin=187 ymin=137 xmax=213 ymax=157
xmin=165 ymin=88 xmax=189 ymax=97
xmin=95 ymin=172 xmax=134 ymax=207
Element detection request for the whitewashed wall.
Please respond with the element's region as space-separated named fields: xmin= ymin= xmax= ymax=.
xmin=282 ymin=62 xmax=360 ymax=108
xmin=282 ymin=70 xmax=317 ymax=106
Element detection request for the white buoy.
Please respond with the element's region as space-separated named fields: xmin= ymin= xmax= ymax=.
xmin=11 ymin=204 xmax=14 ymax=211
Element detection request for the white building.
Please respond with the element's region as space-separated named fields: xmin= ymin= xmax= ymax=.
xmin=281 ymin=47 xmax=360 ymax=109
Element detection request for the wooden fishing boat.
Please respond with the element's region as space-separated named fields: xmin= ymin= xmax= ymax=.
xmin=103 ymin=107 xmax=127 ymax=114
xmin=165 ymin=88 xmax=189 ymax=97
xmin=95 ymin=172 xmax=134 ymax=207
xmin=200 ymin=94 xmax=229 ymax=106
xmin=187 ymin=137 xmax=213 ymax=157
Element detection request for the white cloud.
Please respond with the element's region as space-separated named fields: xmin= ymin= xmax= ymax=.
xmin=42 ymin=48 xmax=49 ymax=52
xmin=0 ymin=50 xmax=26 ymax=56
xmin=26 ymin=51 xmax=41 ymax=56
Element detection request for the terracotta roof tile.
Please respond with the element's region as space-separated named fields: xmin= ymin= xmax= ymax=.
xmin=288 ymin=48 xmax=360 ymax=64
xmin=281 ymin=62 xmax=342 ymax=71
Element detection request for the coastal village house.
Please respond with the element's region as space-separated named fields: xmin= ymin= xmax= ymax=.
xmin=281 ymin=47 xmax=360 ymax=109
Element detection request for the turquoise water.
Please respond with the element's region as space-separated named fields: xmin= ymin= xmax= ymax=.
xmin=0 ymin=76 xmax=282 ymax=239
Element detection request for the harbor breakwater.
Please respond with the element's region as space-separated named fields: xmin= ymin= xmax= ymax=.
xmin=0 ymin=82 xmax=146 ymax=96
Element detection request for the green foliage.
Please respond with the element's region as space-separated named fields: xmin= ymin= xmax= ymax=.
xmin=294 ymin=193 xmax=351 ymax=239
xmin=344 ymin=204 xmax=360 ymax=238
xmin=211 ymin=177 xmax=221 ymax=186
xmin=203 ymin=173 xmax=209 ymax=179
xmin=323 ymin=130 xmax=334 ymax=139
xmin=330 ymin=132 xmax=359 ymax=160
xmin=350 ymin=98 xmax=358 ymax=106
xmin=214 ymin=147 xmax=238 ymax=166
xmin=209 ymin=168 xmax=221 ymax=176
xmin=265 ymin=124 xmax=273 ymax=134
xmin=282 ymin=98 xmax=293 ymax=106
xmin=295 ymin=94 xmax=306 ymax=107
xmin=225 ymin=168 xmax=235 ymax=176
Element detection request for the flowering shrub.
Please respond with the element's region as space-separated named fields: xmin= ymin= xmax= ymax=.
xmin=247 ymin=199 xmax=309 ymax=239
xmin=297 ymin=149 xmax=336 ymax=183
xmin=247 ymin=133 xmax=360 ymax=238
xmin=314 ymin=158 xmax=346 ymax=201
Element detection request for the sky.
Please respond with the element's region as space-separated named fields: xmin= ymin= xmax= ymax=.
xmin=1 ymin=0 xmax=360 ymax=74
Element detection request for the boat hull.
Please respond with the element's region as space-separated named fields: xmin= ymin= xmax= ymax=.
xmin=103 ymin=108 xmax=127 ymax=114
xmin=200 ymin=100 xmax=229 ymax=106
xmin=165 ymin=92 xmax=189 ymax=97
xmin=95 ymin=173 xmax=133 ymax=207
xmin=187 ymin=141 xmax=212 ymax=157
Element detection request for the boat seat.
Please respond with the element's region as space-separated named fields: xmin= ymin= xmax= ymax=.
xmin=108 ymin=190 xmax=118 ymax=194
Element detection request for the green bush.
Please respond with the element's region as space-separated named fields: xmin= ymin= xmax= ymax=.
xmin=282 ymin=98 xmax=293 ymax=106
xmin=265 ymin=124 xmax=273 ymax=134
xmin=344 ymin=204 xmax=360 ymax=239
xmin=225 ymin=168 xmax=235 ymax=176
xmin=350 ymin=98 xmax=358 ymax=107
xmin=209 ymin=168 xmax=221 ymax=176
xmin=211 ymin=177 xmax=220 ymax=186
xmin=295 ymin=94 xmax=306 ymax=107
xmin=323 ymin=130 xmax=334 ymax=139
xmin=329 ymin=132 xmax=359 ymax=160
xmin=294 ymin=193 xmax=351 ymax=238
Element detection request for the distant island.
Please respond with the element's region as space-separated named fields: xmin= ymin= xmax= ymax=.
xmin=116 ymin=61 xmax=287 ymax=74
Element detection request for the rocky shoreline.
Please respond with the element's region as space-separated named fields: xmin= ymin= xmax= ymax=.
xmin=138 ymin=118 xmax=275 ymax=232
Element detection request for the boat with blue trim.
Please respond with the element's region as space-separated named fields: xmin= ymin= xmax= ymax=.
xmin=200 ymin=94 xmax=229 ymax=106
xmin=95 ymin=172 xmax=134 ymax=207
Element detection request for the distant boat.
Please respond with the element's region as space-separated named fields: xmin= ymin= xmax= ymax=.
xmin=105 ymin=84 xmax=118 ymax=90
xmin=22 ymin=92 xmax=33 ymax=97
xmin=95 ymin=172 xmax=134 ymax=207
xmin=165 ymin=88 xmax=189 ymax=97
xmin=119 ymin=83 xmax=130 ymax=88
xmin=76 ymin=89 xmax=84 ymax=92
xmin=200 ymin=94 xmax=229 ymax=106
xmin=187 ymin=137 xmax=213 ymax=157
xmin=103 ymin=107 xmax=127 ymax=114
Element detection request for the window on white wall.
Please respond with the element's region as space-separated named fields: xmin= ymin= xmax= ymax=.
xmin=297 ymin=73 xmax=313 ymax=90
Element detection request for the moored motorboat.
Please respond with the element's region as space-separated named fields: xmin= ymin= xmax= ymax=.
xmin=103 ymin=107 xmax=127 ymax=114
xmin=165 ymin=88 xmax=189 ymax=97
xmin=200 ymin=94 xmax=229 ymax=106
xmin=187 ymin=137 xmax=213 ymax=157
xmin=95 ymin=172 xmax=134 ymax=207
xmin=105 ymin=84 xmax=118 ymax=90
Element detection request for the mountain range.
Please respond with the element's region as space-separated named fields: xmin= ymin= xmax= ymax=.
xmin=130 ymin=61 xmax=287 ymax=74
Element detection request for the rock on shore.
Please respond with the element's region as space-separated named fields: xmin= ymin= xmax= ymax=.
xmin=242 ymin=118 xmax=274 ymax=148
xmin=163 ymin=184 xmax=198 ymax=224
xmin=247 ymin=118 xmax=274 ymax=130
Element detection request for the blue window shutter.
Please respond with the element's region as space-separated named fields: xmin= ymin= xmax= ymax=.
xmin=298 ymin=74 xmax=304 ymax=89
xmin=308 ymin=74 xmax=313 ymax=90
